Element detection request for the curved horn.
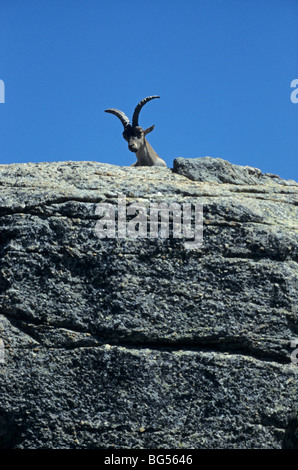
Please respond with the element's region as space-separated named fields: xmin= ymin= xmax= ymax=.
xmin=132 ymin=95 xmax=160 ymax=128
xmin=105 ymin=108 xmax=131 ymax=128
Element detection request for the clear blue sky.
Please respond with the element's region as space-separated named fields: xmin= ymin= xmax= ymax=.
xmin=0 ymin=0 xmax=297 ymax=180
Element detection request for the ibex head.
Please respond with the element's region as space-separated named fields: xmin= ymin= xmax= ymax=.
xmin=122 ymin=124 xmax=155 ymax=153
xmin=105 ymin=96 xmax=166 ymax=167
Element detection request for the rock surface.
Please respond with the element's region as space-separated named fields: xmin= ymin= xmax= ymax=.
xmin=0 ymin=157 xmax=297 ymax=449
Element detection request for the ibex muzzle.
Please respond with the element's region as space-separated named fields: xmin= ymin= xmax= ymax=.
xmin=105 ymin=96 xmax=167 ymax=167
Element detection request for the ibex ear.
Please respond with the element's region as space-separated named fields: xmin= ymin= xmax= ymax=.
xmin=144 ymin=125 xmax=155 ymax=135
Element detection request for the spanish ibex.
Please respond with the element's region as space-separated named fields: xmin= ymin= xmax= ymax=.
xmin=105 ymin=95 xmax=167 ymax=167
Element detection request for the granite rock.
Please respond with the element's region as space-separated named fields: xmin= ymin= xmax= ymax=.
xmin=0 ymin=158 xmax=297 ymax=449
